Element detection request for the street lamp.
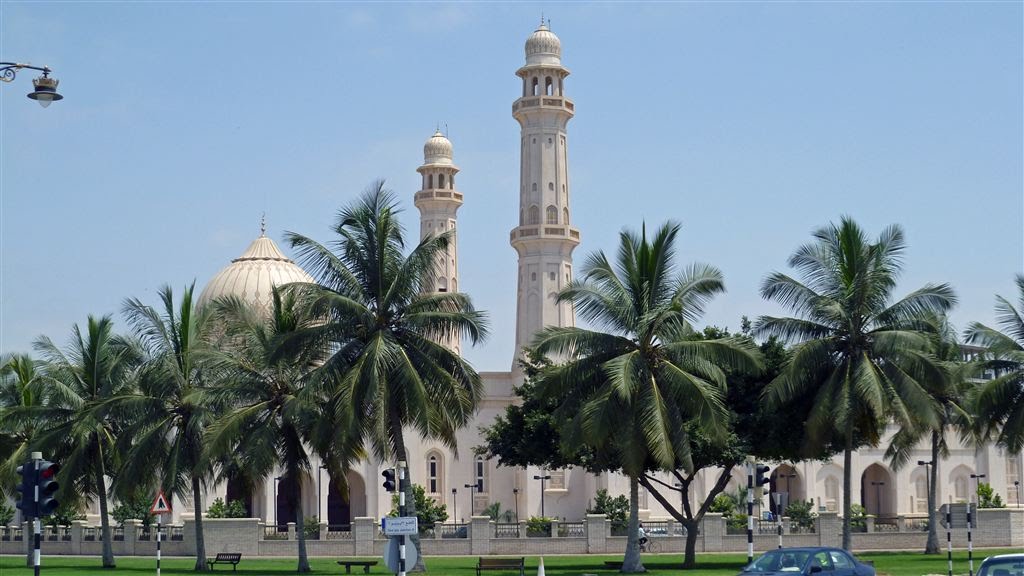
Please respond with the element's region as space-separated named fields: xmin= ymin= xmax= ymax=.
xmin=513 ymin=488 xmax=520 ymax=523
xmin=1 ymin=63 xmax=63 ymax=107
xmin=970 ymin=473 xmax=986 ymax=504
xmin=1015 ymin=480 xmax=1020 ymax=508
xmin=317 ymin=465 xmax=328 ymax=523
xmin=870 ymin=481 xmax=885 ymax=516
xmin=451 ymin=488 xmax=458 ymax=523
xmin=917 ymin=460 xmax=933 ymax=512
xmin=274 ymin=476 xmax=283 ymax=529
xmin=465 ymin=482 xmax=480 ymax=517
xmin=533 ymin=474 xmax=551 ymax=517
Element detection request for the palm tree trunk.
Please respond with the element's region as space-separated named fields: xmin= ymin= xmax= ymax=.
xmin=295 ymin=477 xmax=310 ymax=573
xmin=621 ymin=476 xmax=645 ymax=573
xmin=192 ymin=477 xmax=209 ymax=572
xmin=924 ymin=431 xmax=940 ymax=554
xmin=96 ymin=448 xmax=115 ymax=568
xmin=841 ymin=426 xmax=853 ymax=551
xmin=390 ymin=410 xmax=426 ymax=572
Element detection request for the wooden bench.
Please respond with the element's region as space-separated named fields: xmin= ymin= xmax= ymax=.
xmin=477 ymin=557 xmax=525 ymax=576
xmin=337 ymin=560 xmax=379 ymax=574
xmin=206 ymin=553 xmax=242 ymax=571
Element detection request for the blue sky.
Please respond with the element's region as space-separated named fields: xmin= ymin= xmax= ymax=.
xmin=2 ymin=2 xmax=1021 ymax=371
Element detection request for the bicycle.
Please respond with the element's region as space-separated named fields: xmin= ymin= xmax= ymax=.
xmin=637 ymin=538 xmax=661 ymax=554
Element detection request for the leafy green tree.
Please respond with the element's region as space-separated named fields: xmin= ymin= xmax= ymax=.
xmin=284 ymin=182 xmax=488 ymax=570
xmin=0 ymin=500 xmax=14 ymax=526
xmin=32 ymin=316 xmax=142 ymax=568
xmin=118 ymin=284 xmax=218 ymax=572
xmin=203 ymin=288 xmax=361 ymax=573
xmin=532 ymin=221 xmax=762 ymax=573
xmin=976 ymin=482 xmax=1005 ymax=508
xmin=587 ymin=489 xmax=630 ymax=532
xmin=111 ymin=492 xmax=155 ymax=528
xmin=388 ymin=483 xmax=449 ymax=531
xmin=885 ymin=313 xmax=976 ymax=554
xmin=965 ymin=275 xmax=1024 ymax=452
xmin=756 ymin=217 xmax=956 ymax=550
xmin=205 ymin=498 xmax=248 ymax=519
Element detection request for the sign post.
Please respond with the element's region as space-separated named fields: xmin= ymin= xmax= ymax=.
xmin=150 ymin=490 xmax=172 ymax=576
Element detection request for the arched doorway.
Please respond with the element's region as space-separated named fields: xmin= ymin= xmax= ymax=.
xmin=225 ymin=475 xmax=254 ymax=518
xmin=276 ymin=475 xmax=298 ymax=530
xmin=327 ymin=471 xmax=366 ymax=530
xmin=769 ymin=464 xmax=804 ymax=516
xmin=861 ymin=463 xmax=894 ymax=518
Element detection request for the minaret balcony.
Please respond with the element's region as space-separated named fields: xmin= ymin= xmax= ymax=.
xmin=414 ymin=190 xmax=464 ymax=203
xmin=510 ymin=224 xmax=581 ymax=244
xmin=512 ymin=96 xmax=575 ymax=115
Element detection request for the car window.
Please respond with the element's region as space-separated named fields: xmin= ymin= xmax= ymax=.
xmin=811 ymin=551 xmax=835 ymax=571
xmin=747 ymin=551 xmax=810 ymax=572
xmin=830 ymin=551 xmax=854 ymax=570
xmin=980 ymin=558 xmax=1024 ymax=576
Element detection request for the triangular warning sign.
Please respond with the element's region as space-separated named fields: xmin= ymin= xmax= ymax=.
xmin=150 ymin=490 xmax=172 ymax=514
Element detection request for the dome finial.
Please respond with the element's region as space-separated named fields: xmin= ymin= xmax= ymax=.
xmin=260 ymin=212 xmax=266 ymax=237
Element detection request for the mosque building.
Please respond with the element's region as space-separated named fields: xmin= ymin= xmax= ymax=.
xmin=191 ymin=22 xmax=1022 ymax=528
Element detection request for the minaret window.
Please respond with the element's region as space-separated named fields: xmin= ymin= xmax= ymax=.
xmin=563 ymin=208 xmax=569 ymax=224
xmin=449 ymin=176 xmax=454 ymax=189
xmin=546 ymin=205 xmax=558 ymax=224
xmin=437 ymin=277 xmax=448 ymax=293
xmin=528 ymin=205 xmax=540 ymax=225
xmin=531 ymin=77 xmax=539 ymax=96
xmin=439 ymin=174 xmax=446 ymax=188
xmin=532 ymin=183 xmax=537 ymax=192
xmin=428 ymin=174 xmax=434 ymax=189
xmin=548 ymin=182 xmax=554 ymax=190
xmin=545 ymin=77 xmax=553 ymax=96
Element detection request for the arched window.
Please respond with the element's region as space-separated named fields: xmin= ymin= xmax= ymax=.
xmin=532 ymin=183 xmax=537 ymax=192
xmin=439 ymin=174 xmax=445 ymax=188
xmin=426 ymin=453 xmax=443 ymax=494
xmin=562 ymin=208 xmax=569 ymax=224
xmin=427 ymin=174 xmax=433 ymax=189
xmin=915 ymin=477 xmax=928 ymax=513
xmin=528 ymin=205 xmax=540 ymax=225
xmin=546 ymin=205 xmax=558 ymax=224
xmin=437 ymin=277 xmax=448 ymax=293
xmin=532 ymin=77 xmax=539 ymax=96
xmin=449 ymin=175 xmax=454 ymax=189
xmin=475 ymin=457 xmax=488 ymax=493
xmin=545 ymin=77 xmax=553 ymax=96
xmin=824 ymin=476 xmax=840 ymax=512
xmin=955 ymin=477 xmax=968 ymax=502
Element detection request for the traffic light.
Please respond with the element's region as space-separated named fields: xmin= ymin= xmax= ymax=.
xmin=755 ymin=464 xmax=771 ymax=488
xmin=382 ymin=469 xmax=396 ymax=492
xmin=15 ymin=462 xmax=37 ymax=518
xmin=37 ymin=460 xmax=60 ymax=516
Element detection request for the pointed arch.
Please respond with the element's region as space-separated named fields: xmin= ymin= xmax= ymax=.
xmin=546 ymin=205 xmax=558 ymax=224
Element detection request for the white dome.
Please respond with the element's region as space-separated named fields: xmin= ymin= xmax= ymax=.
xmin=197 ymin=234 xmax=315 ymax=314
xmin=525 ymin=23 xmax=561 ymax=66
xmin=423 ymin=130 xmax=453 ymax=165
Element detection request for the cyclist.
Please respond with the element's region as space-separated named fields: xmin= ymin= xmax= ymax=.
xmin=638 ymin=522 xmax=648 ymax=552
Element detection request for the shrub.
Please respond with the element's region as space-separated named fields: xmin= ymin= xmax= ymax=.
xmin=784 ymin=500 xmax=817 ymax=531
xmin=727 ymin=513 xmax=748 ymax=533
xmin=848 ymin=504 xmax=868 ymax=531
xmin=710 ymin=493 xmax=738 ymax=517
xmin=0 ymin=501 xmax=14 ymax=526
xmin=977 ymin=483 xmax=1005 ymax=509
xmin=206 ymin=498 xmax=248 ymax=518
xmin=526 ymin=516 xmax=553 ymax=536
xmin=303 ymin=515 xmax=320 ymax=537
xmin=587 ymin=489 xmax=629 ymax=532
xmin=483 ymin=502 xmax=514 ymax=522
xmin=112 ymin=492 xmax=156 ymax=528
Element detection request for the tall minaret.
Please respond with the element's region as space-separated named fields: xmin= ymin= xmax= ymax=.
xmin=510 ymin=21 xmax=580 ymax=367
xmin=415 ymin=130 xmax=463 ymax=355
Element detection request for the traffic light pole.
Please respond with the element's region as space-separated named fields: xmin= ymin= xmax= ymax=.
xmin=31 ymin=451 xmax=41 ymax=576
xmin=746 ymin=462 xmax=753 ymax=565
xmin=398 ymin=460 xmax=407 ymax=576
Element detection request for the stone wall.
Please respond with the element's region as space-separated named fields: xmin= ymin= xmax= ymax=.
xmin=2 ymin=508 xmax=1019 ymax=558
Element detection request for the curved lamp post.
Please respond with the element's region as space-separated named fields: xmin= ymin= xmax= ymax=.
xmin=1 ymin=63 xmax=63 ymax=107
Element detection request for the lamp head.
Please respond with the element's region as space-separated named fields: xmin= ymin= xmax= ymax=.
xmin=28 ymin=73 xmax=62 ymax=107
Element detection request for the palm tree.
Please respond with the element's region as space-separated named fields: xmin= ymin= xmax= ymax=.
xmin=885 ymin=314 xmax=976 ymax=555
xmin=756 ymin=217 xmax=955 ymax=550
xmin=31 ymin=316 xmax=142 ymax=568
xmin=203 ymin=288 xmax=362 ymax=573
xmin=118 ymin=284 xmax=217 ymax=572
xmin=533 ymin=222 xmax=762 ymax=573
xmin=0 ymin=354 xmax=43 ymax=500
xmin=965 ymin=274 xmax=1024 ymax=452
xmin=284 ymin=181 xmax=489 ymax=570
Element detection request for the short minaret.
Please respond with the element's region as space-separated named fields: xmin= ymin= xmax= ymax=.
xmin=510 ymin=21 xmax=580 ymax=367
xmin=415 ymin=130 xmax=463 ymax=355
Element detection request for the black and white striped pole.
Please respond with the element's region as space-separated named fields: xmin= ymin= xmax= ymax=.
xmin=156 ymin=512 xmax=162 ymax=576
xmin=969 ymin=474 xmax=985 ymax=576
xmin=746 ymin=463 xmax=754 ymax=565
xmin=32 ymin=451 xmax=41 ymax=576
xmin=398 ymin=460 xmax=407 ymax=576
xmin=946 ymin=508 xmax=952 ymax=576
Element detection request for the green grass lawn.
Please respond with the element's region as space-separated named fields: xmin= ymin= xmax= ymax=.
xmin=0 ymin=549 xmax=1016 ymax=575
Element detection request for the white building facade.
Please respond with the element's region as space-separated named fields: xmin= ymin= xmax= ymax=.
xmin=186 ymin=23 xmax=1023 ymax=529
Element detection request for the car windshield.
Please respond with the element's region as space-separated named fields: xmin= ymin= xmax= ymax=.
xmin=981 ymin=558 xmax=1024 ymax=576
xmin=746 ymin=550 xmax=811 ymax=572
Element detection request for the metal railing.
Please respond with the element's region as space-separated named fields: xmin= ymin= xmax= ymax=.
xmin=439 ymin=523 xmax=468 ymax=539
xmin=558 ymin=521 xmax=585 ymax=537
xmin=326 ymin=525 xmax=353 ymax=539
xmin=262 ymin=525 xmax=287 ymax=540
xmin=493 ymin=522 xmax=520 ymax=538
